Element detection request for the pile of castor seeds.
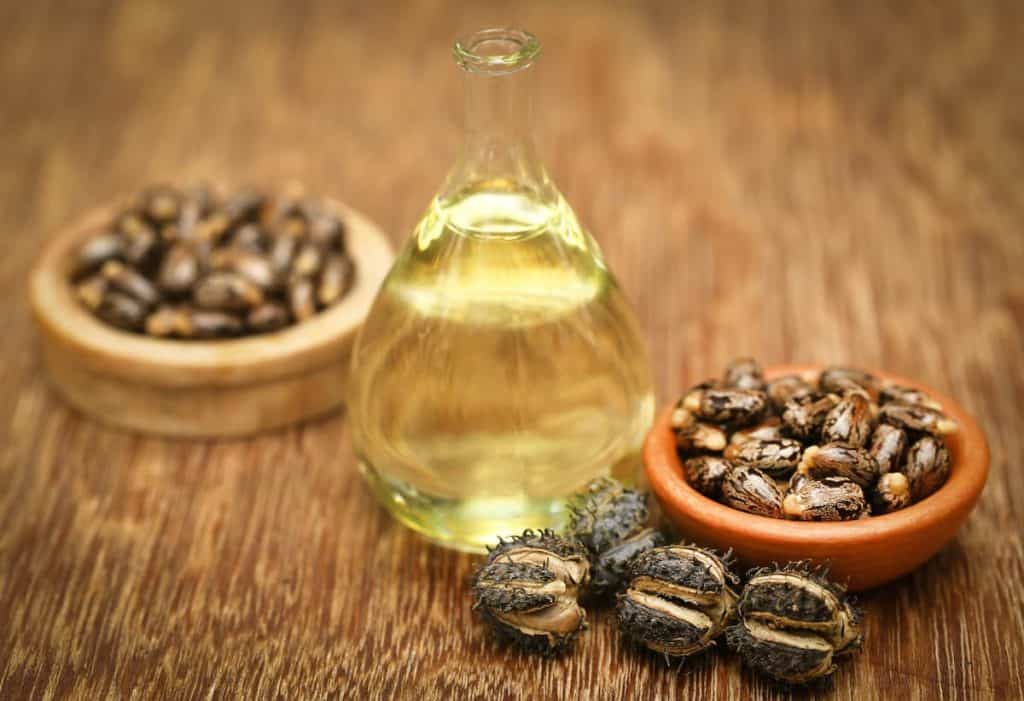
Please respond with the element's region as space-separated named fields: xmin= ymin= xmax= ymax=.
xmin=70 ymin=184 xmax=355 ymax=339
xmin=675 ymin=359 xmax=958 ymax=520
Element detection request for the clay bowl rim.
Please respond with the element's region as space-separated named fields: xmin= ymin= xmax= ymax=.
xmin=29 ymin=193 xmax=392 ymax=389
xmin=645 ymin=364 xmax=990 ymax=548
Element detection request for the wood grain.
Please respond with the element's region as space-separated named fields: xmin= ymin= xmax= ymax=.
xmin=1 ymin=0 xmax=1022 ymax=698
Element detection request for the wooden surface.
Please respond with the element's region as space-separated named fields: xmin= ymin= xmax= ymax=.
xmin=1 ymin=0 xmax=1022 ymax=698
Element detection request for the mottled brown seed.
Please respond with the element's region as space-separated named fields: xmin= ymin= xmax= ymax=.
xmin=683 ymin=388 xmax=767 ymax=427
xmin=292 ymin=242 xmax=325 ymax=278
xmin=74 ymin=233 xmax=123 ymax=278
xmin=730 ymin=417 xmax=784 ymax=445
xmin=247 ymin=302 xmax=291 ymax=334
xmin=766 ymin=374 xmax=814 ymax=412
xmin=725 ymin=438 xmax=803 ymax=478
xmin=879 ymin=383 xmax=941 ymax=409
xmin=75 ymin=275 xmax=108 ymax=310
xmin=177 ymin=183 xmax=214 ymax=237
xmin=871 ymin=473 xmax=911 ymax=514
xmin=232 ymin=224 xmax=268 ymax=252
xmin=193 ymin=272 xmax=264 ymax=311
xmin=158 ymin=244 xmax=200 ymax=295
xmin=183 ymin=309 xmax=244 ymax=339
xmin=101 ymin=261 xmax=160 ymax=308
xmin=145 ymin=306 xmax=188 ymax=337
xmin=721 ymin=467 xmax=784 ymax=518
xmin=211 ymin=249 xmax=277 ymax=290
xmin=821 ymin=393 xmax=874 ymax=447
xmin=318 ymin=254 xmax=355 ymax=306
xmin=783 ymin=475 xmax=868 ymax=521
xmin=222 ymin=189 xmax=266 ymax=227
xmin=819 ymin=366 xmax=878 ymax=399
xmin=724 ymin=357 xmax=765 ymax=391
xmin=269 ymin=229 xmax=301 ymax=277
xmin=96 ymin=291 xmax=146 ymax=330
xmin=868 ymin=424 xmax=907 ymax=476
xmin=288 ymin=276 xmax=317 ymax=321
xmin=141 ymin=185 xmax=181 ymax=225
xmin=122 ymin=224 xmax=161 ymax=272
xmin=880 ymin=402 xmax=958 ymax=436
xmin=195 ymin=212 xmax=232 ymax=245
xmin=904 ymin=436 xmax=951 ymax=501
xmin=781 ymin=392 xmax=838 ymax=443
xmin=309 ymin=213 xmax=346 ymax=252
xmin=683 ymin=456 xmax=732 ymax=499
xmin=798 ymin=443 xmax=879 ymax=488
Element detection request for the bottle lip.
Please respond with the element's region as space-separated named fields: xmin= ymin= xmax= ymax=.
xmin=453 ymin=28 xmax=541 ymax=75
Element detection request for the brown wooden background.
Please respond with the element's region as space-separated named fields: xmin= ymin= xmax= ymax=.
xmin=1 ymin=0 xmax=1022 ymax=698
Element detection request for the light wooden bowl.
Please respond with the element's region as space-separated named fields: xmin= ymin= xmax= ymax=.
xmin=644 ymin=364 xmax=989 ymax=591
xmin=29 ymin=198 xmax=393 ymax=437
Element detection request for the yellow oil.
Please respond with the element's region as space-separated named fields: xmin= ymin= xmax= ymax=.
xmin=348 ymin=180 xmax=654 ymax=551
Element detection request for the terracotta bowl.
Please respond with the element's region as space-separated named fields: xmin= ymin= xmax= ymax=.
xmin=29 ymin=196 xmax=393 ymax=438
xmin=644 ymin=364 xmax=989 ymax=591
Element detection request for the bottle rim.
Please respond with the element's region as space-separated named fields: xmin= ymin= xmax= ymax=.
xmin=453 ymin=28 xmax=541 ymax=75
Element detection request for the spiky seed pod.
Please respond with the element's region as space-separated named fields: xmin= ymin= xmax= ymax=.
xmin=821 ymin=393 xmax=875 ymax=448
xmin=724 ymin=357 xmax=766 ymax=391
xmin=879 ymin=383 xmax=942 ymax=409
xmin=683 ymin=456 xmax=733 ymax=499
xmin=730 ymin=417 xmax=784 ymax=445
xmin=728 ymin=564 xmax=862 ymax=684
xmin=868 ymin=424 xmax=908 ymax=476
xmin=880 ymin=402 xmax=958 ymax=437
xmin=724 ymin=437 xmax=803 ymax=478
xmin=783 ymin=475 xmax=869 ymax=521
xmin=591 ymin=528 xmax=667 ymax=598
xmin=766 ymin=375 xmax=814 ymax=413
xmin=617 ymin=545 xmax=739 ymax=659
xmin=721 ymin=467 xmax=784 ymax=518
xmin=683 ymin=388 xmax=768 ymax=428
xmin=818 ymin=366 xmax=879 ymax=400
xmin=904 ymin=436 xmax=951 ymax=501
xmin=871 ymin=472 xmax=911 ymax=514
xmin=473 ymin=530 xmax=590 ymax=653
xmin=781 ymin=393 xmax=838 ymax=443
xmin=798 ymin=444 xmax=880 ymax=489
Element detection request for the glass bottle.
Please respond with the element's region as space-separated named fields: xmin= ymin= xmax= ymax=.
xmin=348 ymin=28 xmax=654 ymax=552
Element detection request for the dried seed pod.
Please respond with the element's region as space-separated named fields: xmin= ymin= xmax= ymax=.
xmin=75 ymin=275 xmax=108 ymax=310
xmin=721 ymin=467 xmax=784 ymax=518
xmin=158 ymin=243 xmax=200 ymax=295
xmin=879 ymin=402 xmax=958 ymax=437
xmin=781 ymin=392 xmax=838 ymax=443
xmin=318 ymin=253 xmax=356 ymax=306
xmin=566 ymin=478 xmax=648 ymax=557
xmin=73 ymin=232 xmax=124 ymax=279
xmin=904 ymin=436 xmax=951 ymax=501
xmin=879 ymin=383 xmax=941 ymax=409
xmin=871 ymin=472 xmax=911 ymax=514
xmin=591 ymin=528 xmax=666 ymax=599
xmin=683 ymin=388 xmax=767 ymax=427
xmin=819 ymin=366 xmax=878 ymax=399
xmin=288 ymin=276 xmax=317 ymax=321
xmin=730 ymin=417 xmax=784 ymax=445
xmin=683 ymin=456 xmax=732 ymax=499
xmin=247 ymin=302 xmax=291 ymax=334
xmin=821 ymin=393 xmax=874 ymax=448
xmin=783 ymin=475 xmax=868 ymax=521
xmin=309 ymin=212 xmax=346 ymax=252
xmin=472 ymin=530 xmax=589 ymax=653
xmin=617 ymin=545 xmax=739 ymax=659
xmin=292 ymin=241 xmax=325 ymax=278
xmin=222 ymin=189 xmax=266 ymax=227
xmin=193 ymin=272 xmax=264 ymax=311
xmin=728 ymin=565 xmax=862 ymax=684
xmin=724 ymin=438 xmax=803 ymax=478
xmin=724 ymin=357 xmax=765 ymax=391
xmin=141 ymin=185 xmax=181 ymax=226
xmin=211 ymin=249 xmax=277 ymax=290
xmin=766 ymin=374 xmax=814 ymax=412
xmin=101 ymin=261 xmax=160 ymax=308
xmin=868 ymin=423 xmax=907 ymax=476
xmin=798 ymin=444 xmax=879 ymax=488
xmin=96 ymin=291 xmax=146 ymax=331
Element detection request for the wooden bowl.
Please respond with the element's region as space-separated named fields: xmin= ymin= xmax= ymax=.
xmin=644 ymin=364 xmax=989 ymax=591
xmin=29 ymin=198 xmax=393 ymax=437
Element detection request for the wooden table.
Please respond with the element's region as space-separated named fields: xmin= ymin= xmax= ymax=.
xmin=2 ymin=1 xmax=1021 ymax=698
